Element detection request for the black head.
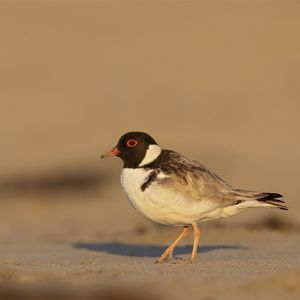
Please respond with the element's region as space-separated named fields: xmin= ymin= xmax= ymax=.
xmin=101 ymin=132 xmax=161 ymax=168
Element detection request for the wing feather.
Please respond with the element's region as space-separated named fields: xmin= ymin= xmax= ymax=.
xmin=148 ymin=151 xmax=238 ymax=208
xmin=145 ymin=150 xmax=285 ymax=212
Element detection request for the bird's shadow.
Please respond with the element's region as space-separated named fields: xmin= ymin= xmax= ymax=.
xmin=72 ymin=241 xmax=247 ymax=257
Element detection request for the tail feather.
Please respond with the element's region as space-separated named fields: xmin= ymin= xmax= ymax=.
xmin=256 ymin=192 xmax=288 ymax=210
xmin=256 ymin=192 xmax=283 ymax=201
xmin=233 ymin=189 xmax=288 ymax=210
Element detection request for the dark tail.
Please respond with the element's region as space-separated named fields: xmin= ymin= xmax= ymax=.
xmin=256 ymin=192 xmax=288 ymax=210
xmin=232 ymin=189 xmax=288 ymax=210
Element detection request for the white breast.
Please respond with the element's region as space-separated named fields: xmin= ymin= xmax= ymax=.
xmin=120 ymin=168 xmax=234 ymax=226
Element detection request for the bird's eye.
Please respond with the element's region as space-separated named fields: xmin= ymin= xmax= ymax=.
xmin=126 ymin=139 xmax=138 ymax=147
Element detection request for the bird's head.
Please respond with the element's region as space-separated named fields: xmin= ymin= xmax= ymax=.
xmin=101 ymin=132 xmax=162 ymax=168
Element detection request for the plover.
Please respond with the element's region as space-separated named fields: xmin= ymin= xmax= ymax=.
xmin=101 ymin=132 xmax=287 ymax=263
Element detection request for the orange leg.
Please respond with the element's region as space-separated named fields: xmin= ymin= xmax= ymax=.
xmin=156 ymin=226 xmax=189 ymax=263
xmin=191 ymin=223 xmax=200 ymax=262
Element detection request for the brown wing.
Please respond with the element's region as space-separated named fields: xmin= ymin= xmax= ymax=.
xmin=145 ymin=150 xmax=286 ymax=210
xmin=154 ymin=151 xmax=239 ymax=208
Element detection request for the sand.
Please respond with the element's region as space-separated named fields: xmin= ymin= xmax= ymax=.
xmin=0 ymin=190 xmax=299 ymax=299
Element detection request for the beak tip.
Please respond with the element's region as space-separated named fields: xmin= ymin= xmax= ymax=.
xmin=99 ymin=147 xmax=120 ymax=159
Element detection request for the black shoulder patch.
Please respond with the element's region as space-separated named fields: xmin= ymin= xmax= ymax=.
xmin=141 ymin=171 xmax=158 ymax=192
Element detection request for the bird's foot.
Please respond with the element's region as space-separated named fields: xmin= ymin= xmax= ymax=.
xmin=154 ymin=248 xmax=176 ymax=264
xmin=154 ymin=254 xmax=176 ymax=264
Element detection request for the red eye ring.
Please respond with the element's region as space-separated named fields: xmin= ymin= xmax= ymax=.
xmin=126 ymin=139 xmax=138 ymax=147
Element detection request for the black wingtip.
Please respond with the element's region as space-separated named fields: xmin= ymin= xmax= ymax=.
xmin=257 ymin=192 xmax=283 ymax=201
xmin=280 ymin=207 xmax=288 ymax=211
xmin=256 ymin=192 xmax=287 ymax=210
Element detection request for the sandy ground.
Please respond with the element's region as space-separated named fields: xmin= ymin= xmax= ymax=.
xmin=0 ymin=188 xmax=299 ymax=300
xmin=1 ymin=0 xmax=300 ymax=299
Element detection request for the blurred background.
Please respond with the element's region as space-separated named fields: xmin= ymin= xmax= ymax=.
xmin=0 ymin=0 xmax=299 ymax=299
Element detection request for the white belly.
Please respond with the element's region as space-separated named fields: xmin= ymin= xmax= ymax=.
xmin=120 ymin=168 xmax=242 ymax=226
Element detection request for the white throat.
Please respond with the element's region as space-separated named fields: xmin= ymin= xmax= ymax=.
xmin=138 ymin=144 xmax=162 ymax=167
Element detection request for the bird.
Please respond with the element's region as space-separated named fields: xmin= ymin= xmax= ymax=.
xmin=101 ymin=132 xmax=287 ymax=263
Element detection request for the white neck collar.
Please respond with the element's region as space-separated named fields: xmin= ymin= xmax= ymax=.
xmin=138 ymin=144 xmax=162 ymax=167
